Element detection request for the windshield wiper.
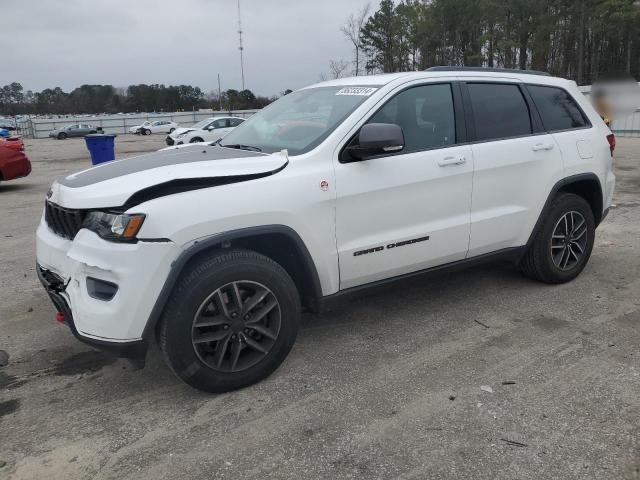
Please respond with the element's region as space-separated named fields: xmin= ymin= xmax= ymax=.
xmin=219 ymin=143 xmax=262 ymax=152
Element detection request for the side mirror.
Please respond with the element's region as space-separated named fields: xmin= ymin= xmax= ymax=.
xmin=346 ymin=123 xmax=404 ymax=161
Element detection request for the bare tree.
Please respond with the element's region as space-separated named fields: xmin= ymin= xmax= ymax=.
xmin=329 ymin=59 xmax=350 ymax=79
xmin=341 ymin=3 xmax=372 ymax=76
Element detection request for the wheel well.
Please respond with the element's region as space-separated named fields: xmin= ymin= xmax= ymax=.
xmin=557 ymin=178 xmax=603 ymax=225
xmin=184 ymin=232 xmax=321 ymax=311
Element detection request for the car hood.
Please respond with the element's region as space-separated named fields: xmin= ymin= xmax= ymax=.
xmin=49 ymin=146 xmax=287 ymax=209
xmin=159 ymin=142 xmax=211 ymax=151
xmin=170 ymin=127 xmax=196 ymax=137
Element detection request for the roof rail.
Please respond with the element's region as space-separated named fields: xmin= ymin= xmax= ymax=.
xmin=425 ymin=66 xmax=551 ymax=77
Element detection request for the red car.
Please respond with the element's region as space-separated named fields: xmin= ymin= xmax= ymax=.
xmin=0 ymin=137 xmax=31 ymax=182
xmin=0 ymin=136 xmax=24 ymax=152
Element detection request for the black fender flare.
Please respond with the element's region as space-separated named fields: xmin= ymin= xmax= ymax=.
xmin=142 ymin=224 xmax=322 ymax=340
xmin=525 ymin=172 xmax=604 ymax=249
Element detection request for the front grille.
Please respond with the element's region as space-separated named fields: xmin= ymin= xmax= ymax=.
xmin=44 ymin=201 xmax=86 ymax=240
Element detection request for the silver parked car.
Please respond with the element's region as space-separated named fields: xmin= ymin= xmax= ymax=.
xmin=49 ymin=123 xmax=102 ymax=140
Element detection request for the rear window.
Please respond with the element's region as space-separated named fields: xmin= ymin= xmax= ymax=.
xmin=467 ymin=83 xmax=532 ymax=141
xmin=527 ymin=85 xmax=589 ymax=131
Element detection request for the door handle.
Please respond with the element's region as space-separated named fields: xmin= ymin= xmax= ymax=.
xmin=438 ymin=156 xmax=466 ymax=167
xmin=532 ymin=143 xmax=554 ymax=152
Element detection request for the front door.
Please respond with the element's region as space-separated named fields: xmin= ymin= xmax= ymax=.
xmin=335 ymin=83 xmax=474 ymax=289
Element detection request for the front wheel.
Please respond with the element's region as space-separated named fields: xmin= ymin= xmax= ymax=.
xmin=158 ymin=249 xmax=301 ymax=393
xmin=57 ymin=132 xmax=67 ymax=140
xmin=520 ymin=193 xmax=595 ymax=284
xmin=143 ymin=129 xmax=151 ymax=136
xmin=189 ymin=137 xmax=204 ymax=143
xmin=169 ymin=128 xmax=175 ymax=133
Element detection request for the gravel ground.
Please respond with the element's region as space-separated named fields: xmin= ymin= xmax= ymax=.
xmin=0 ymin=135 xmax=639 ymax=480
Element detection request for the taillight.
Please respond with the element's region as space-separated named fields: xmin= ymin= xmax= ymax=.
xmin=607 ymin=134 xmax=616 ymax=155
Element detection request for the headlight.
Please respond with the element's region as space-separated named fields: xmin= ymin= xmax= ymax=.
xmin=176 ymin=133 xmax=187 ymax=138
xmin=83 ymin=211 xmax=146 ymax=242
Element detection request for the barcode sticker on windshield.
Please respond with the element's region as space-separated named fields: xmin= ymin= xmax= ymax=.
xmin=336 ymin=87 xmax=378 ymax=96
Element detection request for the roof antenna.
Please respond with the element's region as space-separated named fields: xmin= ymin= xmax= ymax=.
xmin=237 ymin=0 xmax=246 ymax=91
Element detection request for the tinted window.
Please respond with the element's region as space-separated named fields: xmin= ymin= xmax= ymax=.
xmin=468 ymin=83 xmax=532 ymax=141
xmin=528 ymin=85 xmax=588 ymax=131
xmin=368 ymin=83 xmax=455 ymax=152
xmin=230 ymin=118 xmax=244 ymax=127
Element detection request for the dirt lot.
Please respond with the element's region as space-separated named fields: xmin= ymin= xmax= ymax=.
xmin=1 ymin=135 xmax=639 ymax=479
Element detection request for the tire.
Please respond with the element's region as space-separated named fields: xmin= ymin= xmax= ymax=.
xmin=143 ymin=129 xmax=151 ymax=136
xmin=57 ymin=132 xmax=67 ymax=140
xmin=519 ymin=193 xmax=595 ymax=284
xmin=190 ymin=137 xmax=204 ymax=143
xmin=169 ymin=128 xmax=175 ymax=133
xmin=158 ymin=249 xmax=301 ymax=393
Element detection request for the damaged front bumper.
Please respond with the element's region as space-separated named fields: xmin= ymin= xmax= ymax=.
xmin=37 ymin=265 xmax=148 ymax=360
xmin=36 ymin=218 xmax=178 ymax=360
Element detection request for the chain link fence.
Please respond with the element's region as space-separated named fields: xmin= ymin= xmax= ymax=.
xmin=15 ymin=110 xmax=260 ymax=139
xmin=9 ymin=98 xmax=640 ymax=139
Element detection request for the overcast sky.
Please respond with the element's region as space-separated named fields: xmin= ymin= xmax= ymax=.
xmin=2 ymin=0 xmax=370 ymax=96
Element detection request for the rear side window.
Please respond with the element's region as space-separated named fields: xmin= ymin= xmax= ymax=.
xmin=527 ymin=85 xmax=589 ymax=131
xmin=467 ymin=83 xmax=532 ymax=141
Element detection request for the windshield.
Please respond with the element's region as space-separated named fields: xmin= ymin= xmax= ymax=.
xmin=191 ymin=119 xmax=214 ymax=130
xmin=220 ymin=86 xmax=379 ymax=155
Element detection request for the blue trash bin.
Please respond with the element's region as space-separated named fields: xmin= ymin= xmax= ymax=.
xmin=85 ymin=134 xmax=117 ymax=165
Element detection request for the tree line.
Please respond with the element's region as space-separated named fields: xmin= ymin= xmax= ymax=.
xmin=336 ymin=0 xmax=640 ymax=84
xmin=0 ymin=83 xmax=278 ymax=116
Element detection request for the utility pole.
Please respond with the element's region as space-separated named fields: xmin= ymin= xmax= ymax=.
xmin=217 ymin=73 xmax=223 ymax=111
xmin=237 ymin=0 xmax=246 ymax=91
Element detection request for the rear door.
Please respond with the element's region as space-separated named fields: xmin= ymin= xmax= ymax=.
xmin=462 ymin=81 xmax=564 ymax=256
xmin=335 ymin=82 xmax=474 ymax=289
xmin=525 ymin=84 xmax=597 ymax=179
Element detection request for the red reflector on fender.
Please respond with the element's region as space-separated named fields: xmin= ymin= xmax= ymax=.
xmin=55 ymin=312 xmax=65 ymax=323
xmin=607 ymin=134 xmax=616 ymax=155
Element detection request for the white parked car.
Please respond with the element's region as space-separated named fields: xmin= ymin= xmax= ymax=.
xmin=130 ymin=120 xmax=178 ymax=135
xmin=37 ymin=67 xmax=615 ymax=393
xmin=165 ymin=116 xmax=245 ymax=146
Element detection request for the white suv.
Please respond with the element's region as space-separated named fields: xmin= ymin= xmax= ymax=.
xmin=165 ymin=116 xmax=245 ymax=146
xmin=36 ymin=68 xmax=615 ymax=392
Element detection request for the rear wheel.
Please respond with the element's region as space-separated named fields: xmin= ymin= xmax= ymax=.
xmin=520 ymin=193 xmax=595 ymax=284
xmin=158 ymin=249 xmax=301 ymax=393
